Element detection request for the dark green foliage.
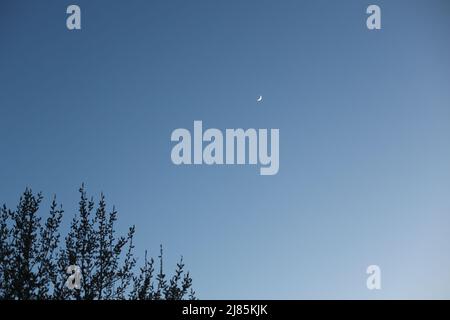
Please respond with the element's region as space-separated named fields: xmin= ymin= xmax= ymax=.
xmin=0 ymin=185 xmax=195 ymax=300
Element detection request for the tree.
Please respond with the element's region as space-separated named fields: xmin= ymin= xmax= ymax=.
xmin=0 ymin=185 xmax=196 ymax=300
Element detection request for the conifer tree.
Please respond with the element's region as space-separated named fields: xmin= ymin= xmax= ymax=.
xmin=0 ymin=186 xmax=195 ymax=300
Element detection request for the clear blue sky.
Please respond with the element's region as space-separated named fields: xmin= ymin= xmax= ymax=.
xmin=1 ymin=0 xmax=450 ymax=299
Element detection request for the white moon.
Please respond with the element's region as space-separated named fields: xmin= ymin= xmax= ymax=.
xmin=257 ymin=96 xmax=263 ymax=102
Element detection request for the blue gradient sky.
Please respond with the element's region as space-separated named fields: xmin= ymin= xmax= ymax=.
xmin=1 ymin=0 xmax=450 ymax=299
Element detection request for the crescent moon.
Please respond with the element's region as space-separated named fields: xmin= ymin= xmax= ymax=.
xmin=257 ymin=96 xmax=263 ymax=102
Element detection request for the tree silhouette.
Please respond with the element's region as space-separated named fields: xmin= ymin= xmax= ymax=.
xmin=0 ymin=185 xmax=195 ymax=300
